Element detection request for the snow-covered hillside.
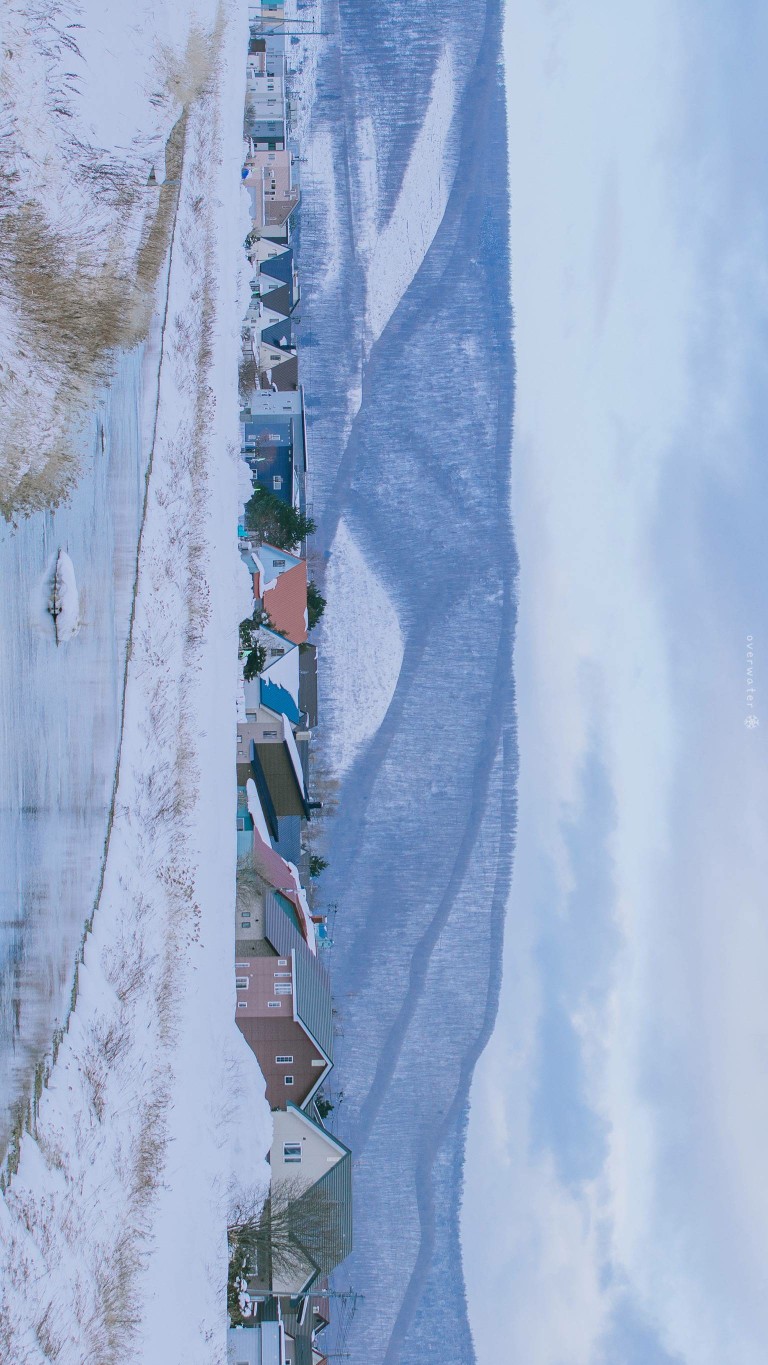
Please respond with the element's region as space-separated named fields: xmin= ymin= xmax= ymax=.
xmin=0 ymin=3 xmax=271 ymax=1361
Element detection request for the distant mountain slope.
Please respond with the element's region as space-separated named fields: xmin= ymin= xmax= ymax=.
xmin=297 ymin=1 xmax=516 ymax=1360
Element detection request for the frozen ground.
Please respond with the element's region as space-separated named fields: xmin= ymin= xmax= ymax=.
xmin=0 ymin=2 xmax=271 ymax=1360
xmin=0 ymin=0 xmax=227 ymax=516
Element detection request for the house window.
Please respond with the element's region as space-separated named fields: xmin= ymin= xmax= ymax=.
xmin=236 ymin=817 xmax=246 ymax=831
xmin=284 ymin=1075 xmax=294 ymax=1086
xmin=263 ymin=729 xmax=278 ymax=738
xmin=268 ymin=1001 xmax=281 ymax=1009
xmin=275 ymin=1055 xmax=293 ymax=1064
xmin=283 ymin=1142 xmax=301 ymax=1162
xmin=271 ymin=558 xmax=286 ymax=568
xmin=237 ymin=1002 xmax=248 ymax=1010
xmin=273 ymin=475 xmax=283 ymax=490
xmin=236 ymin=733 xmax=243 ymax=743
xmin=269 ymin=647 xmax=284 ymax=656
xmin=236 ymin=962 xmax=249 ymax=969
xmin=278 ymin=959 xmax=288 ymax=966
xmin=275 ymin=984 xmax=292 ymax=995
xmin=274 ymin=971 xmax=291 ymax=978
xmin=236 ymin=977 xmax=249 ymax=990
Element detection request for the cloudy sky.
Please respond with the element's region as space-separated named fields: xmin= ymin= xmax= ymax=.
xmin=463 ymin=1 xmax=768 ymax=1361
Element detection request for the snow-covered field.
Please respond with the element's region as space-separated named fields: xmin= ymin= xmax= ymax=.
xmin=357 ymin=47 xmax=456 ymax=347
xmin=0 ymin=0 xmax=229 ymax=516
xmin=320 ymin=518 xmax=404 ymax=779
xmin=0 ymin=3 xmax=271 ymax=1360
xmin=304 ymin=125 xmax=343 ymax=297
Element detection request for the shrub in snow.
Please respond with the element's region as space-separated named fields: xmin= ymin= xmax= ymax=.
xmin=46 ymin=550 xmax=81 ymax=644
xmin=243 ymin=642 xmax=267 ymax=681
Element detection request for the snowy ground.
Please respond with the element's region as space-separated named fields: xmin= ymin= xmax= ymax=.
xmin=0 ymin=4 xmax=271 ymax=1361
xmin=0 ymin=0 xmax=230 ymax=516
xmin=355 ymin=47 xmax=456 ymax=348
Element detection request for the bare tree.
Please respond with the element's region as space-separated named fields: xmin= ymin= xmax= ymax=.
xmin=228 ymin=1174 xmax=345 ymax=1308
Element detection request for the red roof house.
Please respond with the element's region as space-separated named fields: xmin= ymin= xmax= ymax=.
xmin=263 ymin=559 xmax=308 ymax=644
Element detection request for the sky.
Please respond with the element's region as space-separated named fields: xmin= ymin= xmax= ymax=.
xmin=463 ymin=1 xmax=768 ymax=1362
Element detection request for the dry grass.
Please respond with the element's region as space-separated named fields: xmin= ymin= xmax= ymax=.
xmin=0 ymin=19 xmax=221 ymax=520
xmin=239 ymin=352 xmax=258 ymax=400
xmin=35 ymin=1311 xmax=64 ymax=1360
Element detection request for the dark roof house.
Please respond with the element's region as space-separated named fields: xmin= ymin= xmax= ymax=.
xmin=264 ymin=562 xmax=308 ymax=645
xmin=260 ymin=282 xmax=291 ymax=318
xmin=235 ymin=884 xmax=332 ymax=1108
xmin=298 ymin=644 xmax=318 ymax=729
xmin=264 ymin=1105 xmax=353 ymax=1296
xmin=250 ymin=722 xmax=311 ymax=821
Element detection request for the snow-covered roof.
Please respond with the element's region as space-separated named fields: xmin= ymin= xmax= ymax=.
xmin=260 ymin=677 xmax=302 ymax=725
xmin=280 ymin=713 xmax=307 ymax=797
xmin=265 ymin=560 xmax=308 ymax=644
xmin=252 ymin=830 xmax=316 ymax=955
xmin=245 ymin=778 xmax=273 ymax=846
xmin=260 ymin=638 xmax=300 ymax=703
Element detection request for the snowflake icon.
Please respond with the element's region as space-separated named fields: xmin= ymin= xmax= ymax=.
xmin=745 ymin=714 xmax=760 ymax=729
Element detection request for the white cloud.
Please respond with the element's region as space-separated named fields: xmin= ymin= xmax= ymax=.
xmin=463 ymin=1 xmax=768 ymax=1361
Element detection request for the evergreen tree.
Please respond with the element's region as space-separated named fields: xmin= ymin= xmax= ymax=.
xmin=244 ymin=486 xmax=315 ymax=550
xmin=307 ymin=579 xmax=326 ymax=630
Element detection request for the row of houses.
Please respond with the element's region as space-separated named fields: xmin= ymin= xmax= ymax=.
xmin=229 ymin=9 xmax=351 ymax=1365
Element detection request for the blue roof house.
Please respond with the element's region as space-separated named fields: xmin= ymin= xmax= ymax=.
xmin=260 ymin=677 xmax=302 ymax=725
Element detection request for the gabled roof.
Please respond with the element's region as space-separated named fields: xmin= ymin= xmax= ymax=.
xmin=260 ymin=677 xmax=302 ymax=725
xmin=255 ymin=836 xmax=316 ymax=953
xmin=253 ymin=829 xmax=300 ymax=896
xmin=269 ymin=355 xmax=299 ymax=392
xmin=250 ymin=738 xmax=310 ymax=821
xmin=265 ymin=561 xmax=308 ymax=644
xmin=292 ymin=946 xmax=334 ymax=1065
xmin=282 ymin=1106 xmax=352 ymax=1281
xmin=265 ymin=888 xmax=306 ymax=951
xmin=265 ymin=192 xmax=300 ymax=228
xmin=260 ymin=248 xmax=293 ymax=286
xmin=260 ymin=544 xmax=302 ymax=585
xmin=261 ymin=282 xmax=291 ymax=317
xmin=252 ymin=543 xmax=300 ymax=597
xmin=264 ymin=894 xmax=329 ymax=1044
xmin=250 ymin=239 xmax=290 ymax=268
xmin=261 ymin=318 xmax=294 ymax=351
xmin=260 ymin=639 xmax=300 ymax=705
